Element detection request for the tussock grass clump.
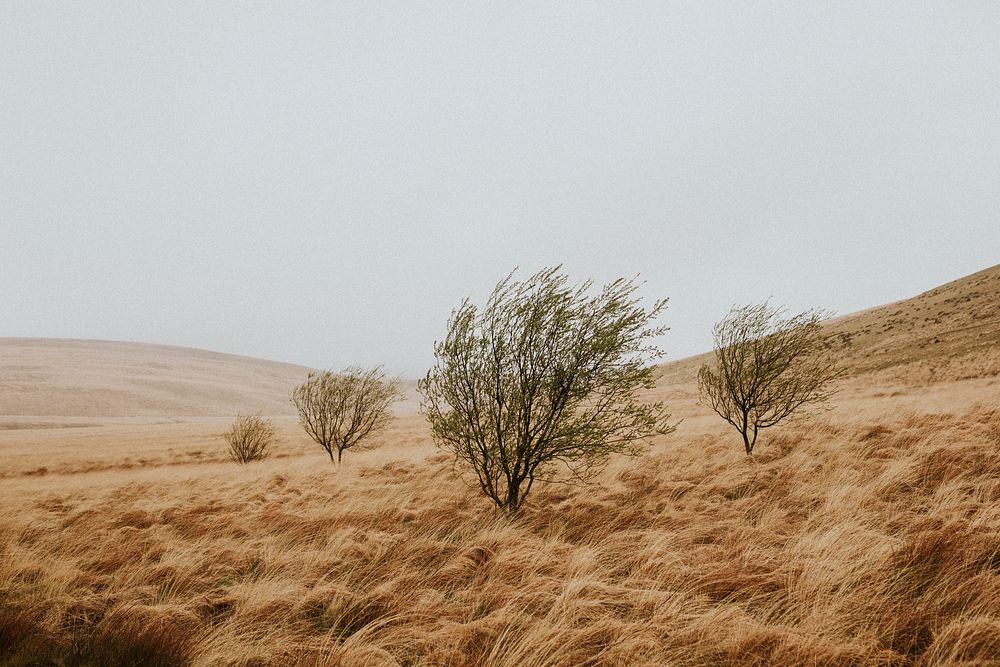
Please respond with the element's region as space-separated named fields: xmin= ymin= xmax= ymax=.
xmin=0 ymin=604 xmax=52 ymax=663
xmin=86 ymin=604 xmax=199 ymax=667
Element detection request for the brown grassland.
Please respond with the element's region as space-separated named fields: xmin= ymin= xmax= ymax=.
xmin=1 ymin=266 xmax=999 ymax=666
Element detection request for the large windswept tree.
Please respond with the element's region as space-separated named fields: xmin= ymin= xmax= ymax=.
xmin=419 ymin=267 xmax=675 ymax=513
xmin=698 ymin=302 xmax=844 ymax=455
xmin=291 ymin=367 xmax=402 ymax=464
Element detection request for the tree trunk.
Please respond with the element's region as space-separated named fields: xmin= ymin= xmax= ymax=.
xmin=740 ymin=411 xmax=753 ymax=455
xmin=504 ymin=481 xmax=521 ymax=514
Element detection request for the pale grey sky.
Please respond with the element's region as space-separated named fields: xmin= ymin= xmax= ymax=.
xmin=2 ymin=2 xmax=998 ymax=375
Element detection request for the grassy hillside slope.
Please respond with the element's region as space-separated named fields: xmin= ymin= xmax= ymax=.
xmin=826 ymin=263 xmax=1000 ymax=377
xmin=659 ymin=263 xmax=1000 ymax=388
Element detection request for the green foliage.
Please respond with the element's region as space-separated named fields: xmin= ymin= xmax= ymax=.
xmin=419 ymin=267 xmax=675 ymax=513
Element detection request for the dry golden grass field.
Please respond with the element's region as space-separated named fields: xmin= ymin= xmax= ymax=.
xmin=2 ymin=265 xmax=999 ymax=666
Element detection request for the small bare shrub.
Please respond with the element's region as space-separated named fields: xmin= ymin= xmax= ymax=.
xmin=223 ymin=414 xmax=275 ymax=463
xmin=698 ymin=302 xmax=844 ymax=454
xmin=291 ymin=367 xmax=402 ymax=464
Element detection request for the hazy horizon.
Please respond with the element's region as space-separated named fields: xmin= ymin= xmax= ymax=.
xmin=1 ymin=258 xmax=995 ymax=379
xmin=3 ymin=3 xmax=998 ymax=375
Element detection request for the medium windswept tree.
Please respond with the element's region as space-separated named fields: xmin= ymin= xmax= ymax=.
xmin=419 ymin=267 xmax=675 ymax=514
xmin=291 ymin=367 xmax=402 ymax=464
xmin=698 ymin=302 xmax=844 ymax=455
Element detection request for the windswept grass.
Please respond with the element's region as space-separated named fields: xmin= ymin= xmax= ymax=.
xmin=2 ymin=390 xmax=999 ymax=665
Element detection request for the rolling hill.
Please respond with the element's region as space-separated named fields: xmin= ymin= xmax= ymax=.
xmin=0 ymin=339 xmax=316 ymax=418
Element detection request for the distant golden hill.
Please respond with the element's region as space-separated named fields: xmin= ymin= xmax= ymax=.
xmin=0 ymin=339 xmax=316 ymax=417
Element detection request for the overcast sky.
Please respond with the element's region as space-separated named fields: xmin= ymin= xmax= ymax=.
xmin=2 ymin=2 xmax=998 ymax=375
